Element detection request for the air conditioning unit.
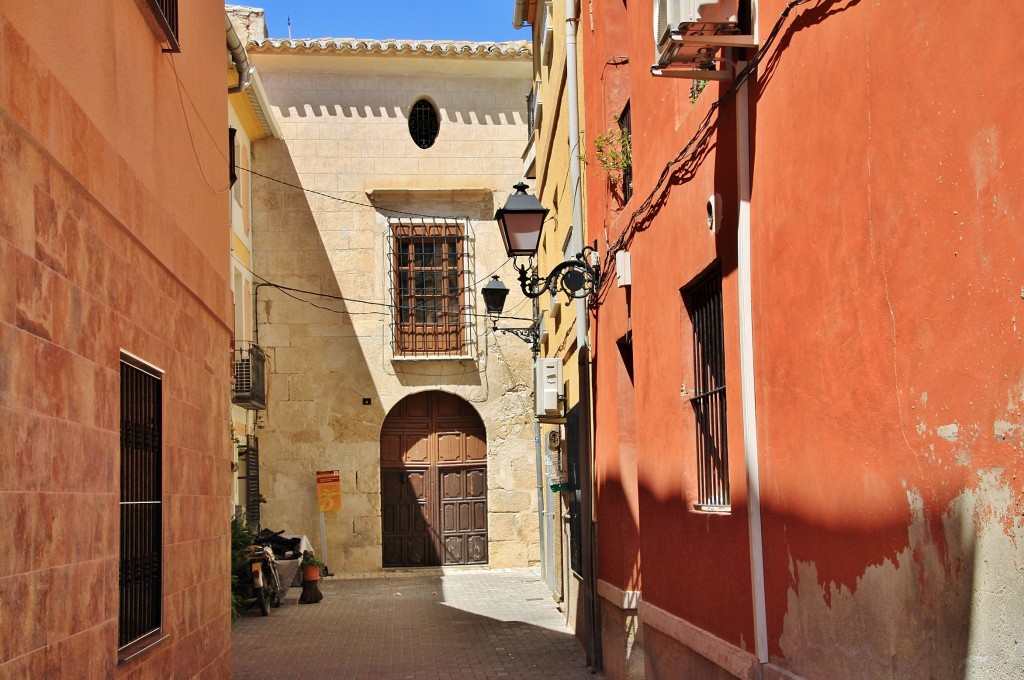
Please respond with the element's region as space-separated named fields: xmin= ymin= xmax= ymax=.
xmin=534 ymin=357 xmax=563 ymax=416
xmin=652 ymin=0 xmax=745 ymax=75
xmin=232 ymin=344 xmax=267 ymax=410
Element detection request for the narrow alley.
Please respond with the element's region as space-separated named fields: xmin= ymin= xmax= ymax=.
xmin=232 ymin=568 xmax=600 ymax=679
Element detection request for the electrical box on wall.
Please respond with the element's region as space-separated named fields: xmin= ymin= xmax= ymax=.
xmin=534 ymin=358 xmax=563 ymax=416
xmin=615 ymin=250 xmax=632 ymax=287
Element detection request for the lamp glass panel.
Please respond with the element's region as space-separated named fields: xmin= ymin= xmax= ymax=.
xmin=502 ymin=212 xmax=543 ymax=255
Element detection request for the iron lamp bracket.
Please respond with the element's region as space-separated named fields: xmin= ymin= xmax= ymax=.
xmin=515 ymin=244 xmax=601 ymax=301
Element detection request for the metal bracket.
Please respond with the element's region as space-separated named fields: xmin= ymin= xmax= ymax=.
xmin=494 ymin=324 xmax=540 ymax=353
xmin=515 ymin=243 xmax=601 ymax=301
xmin=669 ymin=33 xmax=758 ymax=49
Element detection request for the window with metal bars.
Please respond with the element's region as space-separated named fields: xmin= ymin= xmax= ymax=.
xmin=142 ymin=0 xmax=179 ymax=52
xmin=389 ymin=219 xmax=474 ymax=357
xmin=408 ymin=99 xmax=440 ymax=149
xmin=684 ymin=267 xmax=730 ymax=510
xmin=119 ymin=358 xmax=163 ymax=653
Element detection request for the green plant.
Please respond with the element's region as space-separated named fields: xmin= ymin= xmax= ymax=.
xmin=689 ymin=79 xmax=708 ymax=105
xmin=230 ymin=513 xmax=257 ymax=620
xmin=591 ymin=117 xmax=632 ymax=182
xmin=301 ymin=550 xmax=326 ymax=568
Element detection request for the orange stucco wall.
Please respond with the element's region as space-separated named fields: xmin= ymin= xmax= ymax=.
xmin=0 ymin=1 xmax=232 ymax=677
xmin=585 ymin=0 xmax=1024 ymax=677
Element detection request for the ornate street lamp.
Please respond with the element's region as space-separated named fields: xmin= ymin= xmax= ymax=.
xmin=493 ymin=183 xmax=600 ymax=300
xmin=481 ymin=276 xmax=539 ymax=351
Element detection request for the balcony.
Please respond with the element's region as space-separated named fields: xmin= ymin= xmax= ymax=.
xmin=232 ymin=343 xmax=266 ymax=410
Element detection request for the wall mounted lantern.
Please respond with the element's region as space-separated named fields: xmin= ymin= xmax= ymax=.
xmin=494 ymin=183 xmax=600 ymax=301
xmin=481 ymin=276 xmax=539 ymax=351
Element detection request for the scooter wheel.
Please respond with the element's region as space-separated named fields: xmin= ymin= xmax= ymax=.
xmin=255 ymin=586 xmax=269 ymax=616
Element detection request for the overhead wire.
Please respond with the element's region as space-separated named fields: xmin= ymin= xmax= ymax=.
xmin=595 ymin=0 xmax=813 ymax=305
xmin=241 ymin=260 xmax=537 ymax=324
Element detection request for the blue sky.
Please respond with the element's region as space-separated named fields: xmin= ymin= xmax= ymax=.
xmin=242 ymin=1 xmax=527 ymax=42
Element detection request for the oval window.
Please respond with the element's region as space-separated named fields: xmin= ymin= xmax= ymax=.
xmin=408 ymin=99 xmax=440 ymax=149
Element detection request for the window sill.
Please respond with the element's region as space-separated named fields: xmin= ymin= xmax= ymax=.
xmin=691 ymin=504 xmax=731 ymax=515
xmin=392 ymin=354 xmax=475 ymax=363
xmin=118 ymin=631 xmax=169 ymax=664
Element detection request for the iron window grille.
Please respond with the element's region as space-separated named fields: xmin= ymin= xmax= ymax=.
xmin=239 ymin=435 xmax=261 ymax=528
xmin=119 ymin=359 xmax=163 ymax=651
xmin=142 ymin=0 xmax=179 ymax=52
xmin=232 ymin=343 xmax=266 ymax=410
xmin=387 ymin=218 xmax=476 ymax=358
xmin=526 ymin=89 xmax=536 ymax=139
xmin=408 ymin=99 xmax=440 ymax=149
xmin=566 ymin=405 xmax=583 ymax=577
xmin=684 ymin=267 xmax=730 ymax=510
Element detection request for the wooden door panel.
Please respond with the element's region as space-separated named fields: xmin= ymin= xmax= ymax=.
xmin=403 ymin=433 xmax=429 ymax=464
xmin=467 ymin=535 xmax=487 ymax=563
xmin=465 ymin=469 xmax=486 ymax=498
xmin=472 ymin=499 xmax=486 ymax=531
xmin=440 ymin=470 xmax=463 ymax=499
xmin=444 ymin=536 xmax=464 ymax=564
xmin=466 ymin=430 xmax=486 ymax=461
xmin=381 ymin=434 xmax=402 ymax=464
xmin=437 ymin=432 xmax=462 ymax=463
xmin=380 ymin=469 xmax=432 ymax=567
xmin=381 ymin=391 xmax=488 ymax=567
xmin=439 ymin=468 xmax=488 ymax=565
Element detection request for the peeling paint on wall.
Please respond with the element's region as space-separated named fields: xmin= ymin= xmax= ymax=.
xmin=937 ymin=423 xmax=959 ymax=443
xmin=778 ymin=476 xmax=1024 ymax=679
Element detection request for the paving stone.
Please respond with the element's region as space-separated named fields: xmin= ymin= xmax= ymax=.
xmin=232 ymin=567 xmax=600 ymax=679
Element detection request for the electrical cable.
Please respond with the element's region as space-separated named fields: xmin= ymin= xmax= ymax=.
xmin=240 ymin=260 xmax=537 ymax=324
xmin=239 ymin=165 xmax=483 ymax=221
xmin=168 ymin=57 xmax=231 ymax=194
xmin=595 ymin=0 xmax=813 ymax=305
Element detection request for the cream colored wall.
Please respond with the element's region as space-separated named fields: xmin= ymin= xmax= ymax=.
xmin=249 ymin=48 xmax=539 ymax=573
xmin=527 ymin=0 xmax=589 ymax=628
xmin=228 ymin=105 xmax=256 ymax=510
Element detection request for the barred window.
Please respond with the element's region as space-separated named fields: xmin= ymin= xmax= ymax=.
xmin=119 ymin=358 xmax=163 ymax=653
xmin=684 ymin=267 xmax=729 ymax=510
xmin=408 ymin=99 xmax=440 ymax=149
xmin=389 ymin=219 xmax=474 ymax=357
xmin=142 ymin=0 xmax=179 ymax=52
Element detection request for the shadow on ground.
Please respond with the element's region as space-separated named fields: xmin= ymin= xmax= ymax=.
xmin=232 ymin=568 xmax=600 ymax=679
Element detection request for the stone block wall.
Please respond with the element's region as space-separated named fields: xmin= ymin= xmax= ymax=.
xmin=0 ymin=10 xmax=231 ymax=679
xmin=248 ymin=46 xmax=539 ymax=574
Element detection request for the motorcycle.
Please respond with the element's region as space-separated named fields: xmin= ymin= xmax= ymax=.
xmin=241 ymin=540 xmax=282 ymax=616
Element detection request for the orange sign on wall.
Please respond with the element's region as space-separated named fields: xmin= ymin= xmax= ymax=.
xmin=315 ymin=470 xmax=342 ymax=512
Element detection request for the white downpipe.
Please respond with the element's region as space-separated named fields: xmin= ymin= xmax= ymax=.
xmin=565 ymin=0 xmax=587 ymax=350
xmin=736 ymin=59 xmax=769 ymax=665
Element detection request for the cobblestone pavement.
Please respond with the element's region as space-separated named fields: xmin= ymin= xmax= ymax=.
xmin=232 ymin=567 xmax=601 ymax=679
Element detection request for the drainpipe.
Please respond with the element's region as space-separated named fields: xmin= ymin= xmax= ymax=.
xmin=226 ymin=14 xmax=254 ymax=94
xmin=513 ymin=0 xmax=530 ymax=29
xmin=735 ymin=57 xmax=770 ymax=666
xmin=565 ymin=0 xmax=602 ymax=671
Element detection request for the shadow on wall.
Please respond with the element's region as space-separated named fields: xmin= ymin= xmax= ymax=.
xmin=622 ymin=468 xmax=979 ymax=679
xmin=249 ymin=137 xmax=385 ymax=539
xmin=274 ymin=99 xmax=524 ymax=127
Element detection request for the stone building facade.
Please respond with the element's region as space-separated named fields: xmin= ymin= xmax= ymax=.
xmin=244 ymin=19 xmax=539 ymax=575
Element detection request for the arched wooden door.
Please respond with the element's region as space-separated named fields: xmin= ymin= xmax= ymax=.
xmin=380 ymin=391 xmax=488 ymax=567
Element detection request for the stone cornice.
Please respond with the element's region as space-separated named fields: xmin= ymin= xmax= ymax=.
xmin=249 ymin=38 xmax=531 ymax=60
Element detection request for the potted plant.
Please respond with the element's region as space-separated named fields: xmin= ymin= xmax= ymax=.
xmin=301 ymin=551 xmax=325 ymax=582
